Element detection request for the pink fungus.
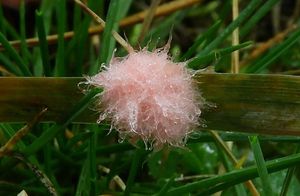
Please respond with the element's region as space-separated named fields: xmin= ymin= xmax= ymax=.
xmin=85 ymin=47 xmax=204 ymax=149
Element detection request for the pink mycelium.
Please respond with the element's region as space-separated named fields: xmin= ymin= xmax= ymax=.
xmin=85 ymin=47 xmax=205 ymax=149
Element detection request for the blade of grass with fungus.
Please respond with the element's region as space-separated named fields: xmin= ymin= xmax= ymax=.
xmin=1 ymin=74 xmax=300 ymax=137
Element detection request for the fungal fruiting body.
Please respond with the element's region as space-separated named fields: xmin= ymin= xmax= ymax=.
xmin=86 ymin=47 xmax=204 ymax=149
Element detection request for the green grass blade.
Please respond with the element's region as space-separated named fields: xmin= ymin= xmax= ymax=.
xmin=249 ymin=136 xmax=273 ymax=195
xmin=124 ymin=148 xmax=145 ymax=196
xmin=0 ymin=53 xmax=22 ymax=75
xmin=75 ymin=159 xmax=90 ymax=196
xmin=68 ymin=1 xmax=87 ymax=76
xmin=143 ymin=11 xmax=186 ymax=50
xmin=0 ymin=32 xmax=31 ymax=76
xmin=89 ymin=129 xmax=97 ymax=195
xmin=167 ymin=152 xmax=300 ymax=195
xmin=245 ymin=27 xmax=300 ymax=73
xmin=192 ymin=0 xmax=261 ymax=69
xmin=240 ymin=0 xmax=280 ymax=38
xmin=73 ymin=19 xmax=90 ymax=76
xmin=180 ymin=20 xmax=221 ymax=61
xmin=22 ymin=88 xmax=101 ymax=155
xmin=89 ymin=0 xmax=132 ymax=74
xmin=188 ymin=41 xmax=252 ymax=69
xmin=0 ymin=124 xmax=27 ymax=150
xmin=0 ymin=4 xmax=5 ymax=35
xmin=66 ymin=132 xmax=92 ymax=149
xmin=215 ymin=141 xmax=248 ymax=196
xmin=99 ymin=0 xmax=132 ymax=65
xmin=0 ymin=8 xmax=20 ymax=40
xmin=54 ymin=0 xmax=66 ymax=76
xmin=189 ymin=132 xmax=300 ymax=143
xmin=280 ymin=146 xmax=300 ymax=196
xmin=39 ymin=0 xmax=56 ymax=34
xmin=35 ymin=11 xmax=51 ymax=76
xmin=19 ymin=0 xmax=31 ymax=63
xmin=94 ymin=143 xmax=134 ymax=155
xmin=156 ymin=175 xmax=176 ymax=196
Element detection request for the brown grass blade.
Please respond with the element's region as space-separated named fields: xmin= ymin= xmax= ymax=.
xmin=1 ymin=74 xmax=300 ymax=136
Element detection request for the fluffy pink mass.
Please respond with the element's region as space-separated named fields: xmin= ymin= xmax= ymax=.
xmin=86 ymin=48 xmax=203 ymax=148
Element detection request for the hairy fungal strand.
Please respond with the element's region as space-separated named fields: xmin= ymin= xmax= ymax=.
xmin=86 ymin=47 xmax=204 ymax=149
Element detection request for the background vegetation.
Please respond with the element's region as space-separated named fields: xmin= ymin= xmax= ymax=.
xmin=0 ymin=0 xmax=300 ymax=195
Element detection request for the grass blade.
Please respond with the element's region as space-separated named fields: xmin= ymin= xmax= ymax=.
xmin=0 ymin=53 xmax=22 ymax=75
xmin=180 ymin=20 xmax=222 ymax=61
xmin=54 ymin=0 xmax=66 ymax=76
xmin=70 ymin=8 xmax=90 ymax=76
xmin=167 ymin=152 xmax=300 ymax=195
xmin=0 ymin=32 xmax=31 ymax=76
xmin=249 ymin=136 xmax=273 ymax=195
xmin=240 ymin=0 xmax=281 ymax=38
xmin=75 ymin=159 xmax=90 ymax=196
xmin=194 ymin=0 xmax=261 ymax=63
xmin=156 ymin=175 xmax=176 ymax=196
xmin=19 ymin=0 xmax=32 ymax=63
xmin=22 ymin=88 xmax=101 ymax=155
xmin=280 ymin=146 xmax=300 ymax=196
xmin=99 ymin=0 xmax=132 ymax=65
xmin=2 ymin=74 xmax=300 ymax=136
xmin=35 ymin=11 xmax=51 ymax=76
xmin=124 ymin=148 xmax=145 ymax=196
xmin=89 ymin=128 xmax=97 ymax=195
xmin=143 ymin=11 xmax=186 ymax=50
xmin=245 ymin=27 xmax=300 ymax=73
xmin=188 ymin=41 xmax=252 ymax=69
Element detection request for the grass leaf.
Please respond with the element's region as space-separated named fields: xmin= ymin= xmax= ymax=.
xmin=167 ymin=152 xmax=300 ymax=195
xmin=54 ymin=0 xmax=66 ymax=76
xmin=188 ymin=41 xmax=252 ymax=69
xmin=196 ymin=0 xmax=261 ymax=60
xmin=0 ymin=32 xmax=31 ymax=76
xmin=245 ymin=27 xmax=300 ymax=73
xmin=249 ymin=136 xmax=273 ymax=195
xmin=35 ymin=11 xmax=51 ymax=76
xmin=1 ymin=74 xmax=300 ymax=136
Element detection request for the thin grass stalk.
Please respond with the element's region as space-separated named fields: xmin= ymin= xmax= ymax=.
xmin=124 ymin=148 xmax=145 ymax=196
xmin=246 ymin=27 xmax=300 ymax=73
xmin=75 ymin=0 xmax=133 ymax=54
xmin=138 ymin=0 xmax=162 ymax=43
xmin=249 ymin=136 xmax=273 ymax=195
xmin=167 ymin=152 xmax=300 ymax=195
xmin=231 ymin=0 xmax=240 ymax=73
xmin=180 ymin=20 xmax=221 ymax=61
xmin=0 ymin=53 xmax=21 ymax=75
xmin=240 ymin=0 xmax=281 ymax=38
xmin=0 ymin=32 xmax=31 ymax=76
xmin=35 ymin=11 xmax=51 ymax=76
xmin=54 ymin=0 xmax=66 ymax=76
xmin=19 ymin=0 xmax=31 ymax=64
xmin=280 ymin=146 xmax=300 ymax=196
xmin=89 ymin=129 xmax=97 ymax=195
